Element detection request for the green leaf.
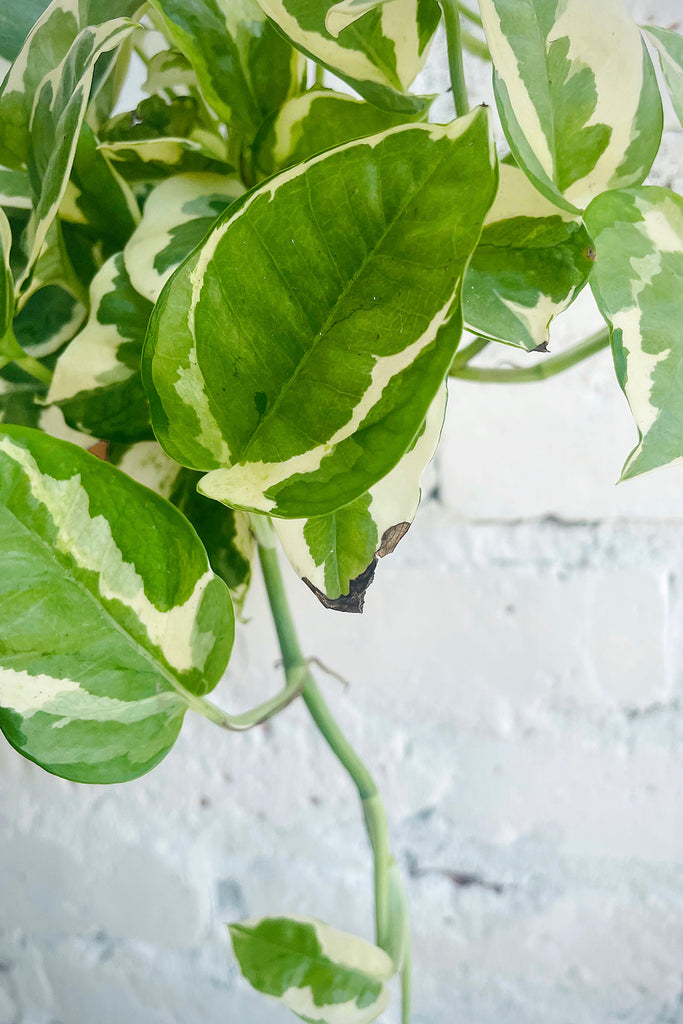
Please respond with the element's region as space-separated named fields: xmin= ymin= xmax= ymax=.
xmin=47 ymin=253 xmax=153 ymax=442
xmin=463 ymin=162 xmax=595 ymax=350
xmin=170 ymin=470 xmax=254 ymax=610
xmin=254 ymin=88 xmax=424 ymax=179
xmin=274 ymin=382 xmax=445 ymax=611
xmin=0 ymin=424 xmax=234 ymax=783
xmin=583 ymin=186 xmax=683 ymax=480
xmin=14 ymin=284 xmax=86 ymax=358
xmin=59 ymin=122 xmax=140 ymax=249
xmin=480 ymin=0 xmax=663 ymax=210
xmin=229 ymin=916 xmax=394 ymax=1024
xmin=0 ymin=0 xmax=52 ymax=62
xmin=124 ymin=172 xmax=244 ymax=303
xmin=22 ymin=18 xmax=138 ymax=284
xmin=257 ymin=0 xmax=440 ymax=113
xmin=0 ymin=167 xmax=33 ymax=210
xmin=147 ymin=0 xmax=304 ymax=139
xmin=0 ymin=207 xmax=15 ymax=339
xmin=143 ymin=111 xmax=497 ymax=519
xmin=643 ymin=25 xmax=683 ymax=128
xmin=325 ymin=0 xmax=394 ymax=37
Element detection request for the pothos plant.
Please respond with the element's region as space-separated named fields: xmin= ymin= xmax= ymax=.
xmin=0 ymin=0 xmax=681 ymax=1019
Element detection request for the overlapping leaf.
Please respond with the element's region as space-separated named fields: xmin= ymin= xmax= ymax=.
xmin=584 ymin=186 xmax=683 ymax=479
xmin=143 ymin=111 xmax=497 ymax=519
xmin=0 ymin=425 xmax=234 ymax=783
xmin=256 ymin=0 xmax=440 ymax=113
xmin=274 ymin=382 xmax=446 ymax=611
xmin=254 ymin=89 xmax=423 ymax=179
xmin=0 ymin=168 xmax=32 ymax=210
xmin=643 ymin=26 xmax=683 ymax=127
xmin=124 ymin=172 xmax=244 ymax=303
xmin=147 ymin=0 xmax=304 ymax=139
xmin=230 ymin=916 xmax=394 ymax=1024
xmin=479 ymin=0 xmax=663 ymax=210
xmin=47 ymin=253 xmax=153 ymax=441
xmin=463 ymin=163 xmax=595 ymax=350
xmin=0 ymin=208 xmax=14 ymax=341
xmin=325 ymin=0 xmax=393 ymax=37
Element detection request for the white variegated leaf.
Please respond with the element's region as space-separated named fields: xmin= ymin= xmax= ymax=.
xmin=480 ymin=0 xmax=663 ymax=210
xmin=230 ymin=916 xmax=394 ymax=1024
xmin=584 ymin=186 xmax=683 ymax=480
xmin=124 ymin=172 xmax=244 ymax=303
xmin=643 ymin=25 xmax=683 ymax=128
xmin=274 ymin=382 xmax=446 ymax=611
xmin=0 ymin=425 xmax=234 ymax=783
xmin=325 ymin=0 xmax=392 ymax=37
xmin=0 ymin=167 xmax=32 ymax=210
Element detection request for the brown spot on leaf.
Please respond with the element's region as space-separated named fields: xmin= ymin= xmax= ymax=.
xmin=377 ymin=521 xmax=410 ymax=557
xmin=88 ymin=440 xmax=109 ymax=461
xmin=303 ymin=558 xmax=377 ymax=614
xmin=585 ymin=245 xmax=597 ymax=262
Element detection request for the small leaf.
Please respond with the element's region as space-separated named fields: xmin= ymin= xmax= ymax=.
xmin=147 ymin=0 xmax=304 ymax=139
xmin=230 ymin=916 xmax=394 ymax=1024
xmin=143 ymin=111 xmax=497 ymax=519
xmin=124 ymin=172 xmax=244 ymax=303
xmin=325 ymin=0 xmax=394 ymax=37
xmin=254 ymin=89 xmax=424 ymax=179
xmin=0 ymin=425 xmax=234 ymax=783
xmin=584 ymin=186 xmax=683 ymax=479
xmin=47 ymin=252 xmax=154 ymax=442
xmin=257 ymin=0 xmax=440 ymax=113
xmin=463 ymin=162 xmax=595 ymax=350
xmin=643 ymin=25 xmax=683 ymax=127
xmin=274 ymin=382 xmax=446 ymax=610
xmin=480 ymin=0 xmax=663 ymax=210
xmin=14 ymin=284 xmax=86 ymax=358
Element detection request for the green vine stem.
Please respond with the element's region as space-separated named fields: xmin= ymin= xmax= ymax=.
xmin=450 ymin=327 xmax=610 ymax=382
xmin=449 ymin=335 xmax=490 ymax=370
xmin=461 ymin=28 xmax=490 ymax=61
xmin=253 ymin=516 xmax=398 ymax=961
xmin=458 ymin=1 xmax=482 ymax=26
xmin=441 ymin=0 xmax=469 ymax=116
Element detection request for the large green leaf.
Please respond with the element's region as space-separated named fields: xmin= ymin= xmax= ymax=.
xmin=463 ymin=162 xmax=595 ymax=350
xmin=584 ymin=186 xmax=683 ymax=480
xmin=254 ymin=88 xmax=423 ymax=179
xmin=0 ymin=425 xmax=234 ymax=783
xmin=124 ymin=172 xmax=244 ymax=303
xmin=230 ymin=916 xmax=394 ymax=1024
xmin=274 ymin=381 xmax=445 ymax=610
xmin=0 ymin=0 xmax=52 ymax=61
xmin=143 ymin=111 xmax=497 ymax=519
xmin=47 ymin=252 xmax=154 ymax=442
xmin=147 ymin=0 xmax=304 ymax=139
xmin=257 ymin=0 xmax=440 ymax=113
xmin=479 ymin=0 xmax=663 ymax=211
xmin=643 ymin=26 xmax=683 ymax=128
xmin=22 ymin=18 xmax=137 ymax=283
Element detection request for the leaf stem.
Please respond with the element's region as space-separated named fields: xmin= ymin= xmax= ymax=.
xmin=458 ymin=1 xmax=482 ymax=26
xmin=450 ymin=336 xmax=490 ymax=370
xmin=449 ymin=327 xmax=610 ymax=383
xmin=441 ymin=0 xmax=469 ymax=116
xmin=461 ymin=28 xmax=490 ymax=61
xmin=254 ymin=516 xmax=394 ymax=957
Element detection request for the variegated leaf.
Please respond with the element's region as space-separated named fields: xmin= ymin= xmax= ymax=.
xmin=0 ymin=0 xmax=52 ymax=62
xmin=325 ymin=0 xmax=392 ymax=37
xmin=47 ymin=253 xmax=153 ymax=442
xmin=643 ymin=25 xmax=683 ymax=128
xmin=142 ymin=48 xmax=199 ymax=95
xmin=463 ymin=162 xmax=595 ymax=350
xmin=0 ymin=424 xmax=234 ymax=783
xmin=59 ymin=123 xmax=140 ymax=248
xmin=0 ymin=168 xmax=32 ymax=210
xmin=274 ymin=382 xmax=446 ymax=611
xmin=0 ymin=207 xmax=14 ymax=339
xmin=147 ymin=0 xmax=304 ymax=138
xmin=254 ymin=89 xmax=423 ymax=179
xmin=229 ymin=916 xmax=394 ymax=1024
xmin=14 ymin=284 xmax=86 ymax=358
xmin=124 ymin=172 xmax=244 ymax=304
xmin=143 ymin=111 xmax=497 ymax=519
xmin=256 ymin=0 xmax=440 ymax=113
xmin=584 ymin=186 xmax=683 ymax=479
xmin=22 ymin=18 xmax=138 ymax=283
xmin=480 ymin=0 xmax=663 ymax=210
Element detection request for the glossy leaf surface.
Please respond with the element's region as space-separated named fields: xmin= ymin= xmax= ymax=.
xmin=584 ymin=186 xmax=683 ymax=479
xmin=463 ymin=163 xmax=595 ymax=350
xmin=479 ymin=0 xmax=663 ymax=210
xmin=230 ymin=916 xmax=394 ymax=1024
xmin=256 ymin=0 xmax=440 ymax=113
xmin=0 ymin=425 xmax=234 ymax=782
xmin=274 ymin=382 xmax=446 ymax=610
xmin=144 ymin=111 xmax=497 ymax=519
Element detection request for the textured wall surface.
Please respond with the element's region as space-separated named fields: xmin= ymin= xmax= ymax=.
xmin=2 ymin=2 xmax=683 ymax=1022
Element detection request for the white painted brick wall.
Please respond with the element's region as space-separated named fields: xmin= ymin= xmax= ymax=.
xmin=2 ymin=2 xmax=683 ymax=1022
